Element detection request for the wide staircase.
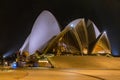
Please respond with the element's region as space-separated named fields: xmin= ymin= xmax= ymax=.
xmin=48 ymin=56 xmax=120 ymax=69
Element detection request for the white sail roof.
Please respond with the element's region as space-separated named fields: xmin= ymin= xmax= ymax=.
xmin=20 ymin=10 xmax=60 ymax=54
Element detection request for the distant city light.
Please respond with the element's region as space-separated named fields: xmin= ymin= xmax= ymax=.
xmin=3 ymin=55 xmax=6 ymax=58
xmin=112 ymin=48 xmax=119 ymax=56
xmin=111 ymin=43 xmax=119 ymax=56
xmin=3 ymin=49 xmax=15 ymax=58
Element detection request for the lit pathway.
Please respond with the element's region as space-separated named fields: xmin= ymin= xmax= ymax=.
xmin=0 ymin=69 xmax=120 ymax=80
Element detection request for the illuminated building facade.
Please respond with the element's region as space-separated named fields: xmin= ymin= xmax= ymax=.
xmin=20 ymin=10 xmax=112 ymax=55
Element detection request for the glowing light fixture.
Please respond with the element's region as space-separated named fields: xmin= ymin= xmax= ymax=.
xmin=103 ymin=31 xmax=106 ymax=34
xmin=11 ymin=62 xmax=17 ymax=69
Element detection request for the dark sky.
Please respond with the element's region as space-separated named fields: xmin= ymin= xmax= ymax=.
xmin=0 ymin=0 xmax=120 ymax=56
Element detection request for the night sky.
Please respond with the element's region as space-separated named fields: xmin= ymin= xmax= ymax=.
xmin=0 ymin=0 xmax=120 ymax=56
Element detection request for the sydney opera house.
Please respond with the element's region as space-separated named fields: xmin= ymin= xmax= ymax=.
xmin=19 ymin=10 xmax=111 ymax=56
